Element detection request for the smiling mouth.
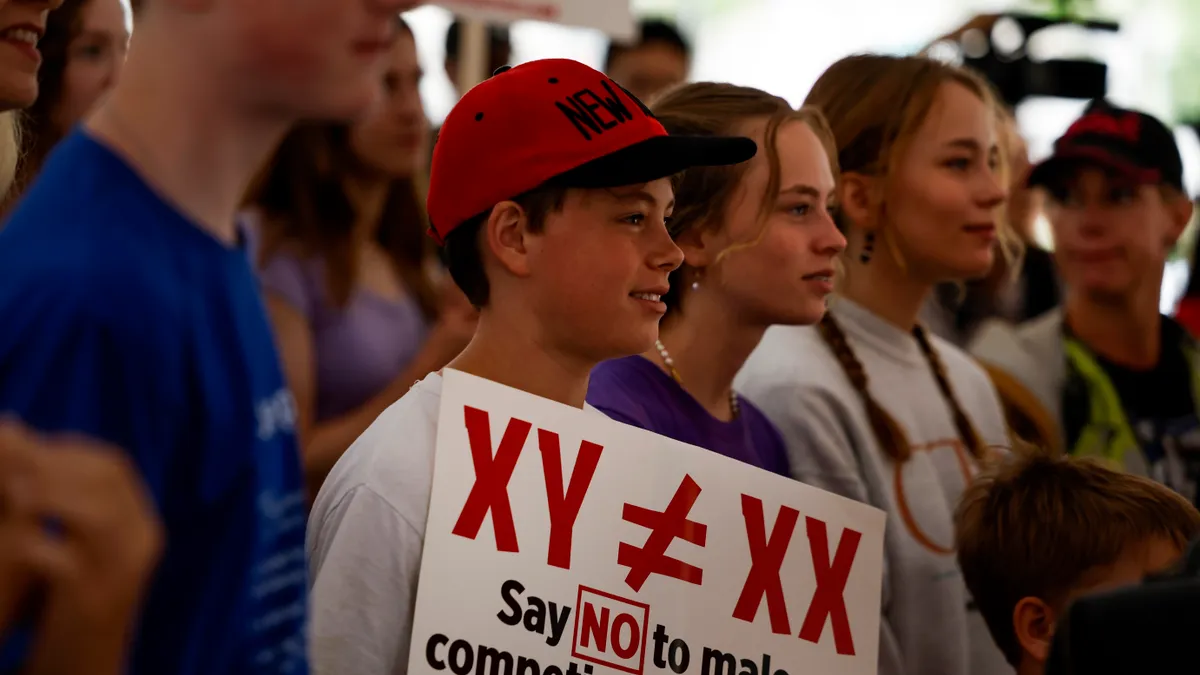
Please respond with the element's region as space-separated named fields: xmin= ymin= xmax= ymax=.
xmin=0 ymin=27 xmax=41 ymax=47
xmin=631 ymin=292 xmax=662 ymax=302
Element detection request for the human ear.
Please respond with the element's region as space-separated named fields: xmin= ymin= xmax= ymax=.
xmin=839 ymin=172 xmax=880 ymax=233
xmin=1013 ymin=596 xmax=1057 ymax=665
xmin=484 ymin=201 xmax=534 ymax=279
xmin=1163 ymin=192 xmax=1194 ymax=249
xmin=672 ymin=220 xmax=724 ymax=269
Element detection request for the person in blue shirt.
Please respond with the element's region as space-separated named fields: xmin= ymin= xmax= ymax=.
xmin=0 ymin=0 xmax=416 ymax=673
xmin=0 ymin=3 xmax=162 ymax=673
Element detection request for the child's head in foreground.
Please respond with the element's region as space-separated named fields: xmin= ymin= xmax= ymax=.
xmin=955 ymin=451 xmax=1200 ymax=674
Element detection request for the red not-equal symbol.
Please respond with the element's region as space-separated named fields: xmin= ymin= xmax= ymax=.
xmin=617 ymin=474 xmax=707 ymax=592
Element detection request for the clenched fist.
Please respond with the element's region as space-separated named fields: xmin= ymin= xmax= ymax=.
xmin=0 ymin=419 xmax=163 ymax=675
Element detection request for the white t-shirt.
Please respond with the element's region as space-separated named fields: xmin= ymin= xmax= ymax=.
xmin=306 ymin=373 xmax=442 ymax=675
xmin=307 ymin=372 xmax=604 ymax=675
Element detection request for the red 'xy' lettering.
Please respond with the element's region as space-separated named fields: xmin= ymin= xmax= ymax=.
xmin=451 ymin=406 xmax=529 ymax=552
xmin=732 ymin=495 xmax=798 ymax=635
xmin=798 ymin=516 xmax=862 ymax=656
xmin=538 ymin=429 xmax=603 ymax=569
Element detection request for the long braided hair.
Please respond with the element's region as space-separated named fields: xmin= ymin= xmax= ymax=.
xmin=805 ymin=54 xmax=1011 ymax=463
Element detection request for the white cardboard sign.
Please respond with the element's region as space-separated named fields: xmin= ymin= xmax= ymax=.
xmin=408 ymin=369 xmax=886 ymax=675
xmin=433 ymin=0 xmax=636 ymax=40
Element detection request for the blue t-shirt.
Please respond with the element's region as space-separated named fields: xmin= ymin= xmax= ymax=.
xmin=0 ymin=131 xmax=309 ymax=675
xmin=587 ymin=355 xmax=790 ymax=476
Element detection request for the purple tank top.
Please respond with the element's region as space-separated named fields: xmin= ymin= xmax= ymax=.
xmin=587 ymin=355 xmax=790 ymax=476
xmin=258 ymin=251 xmax=430 ymax=422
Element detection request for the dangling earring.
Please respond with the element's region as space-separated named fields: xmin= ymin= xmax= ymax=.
xmin=690 ymin=268 xmax=704 ymax=291
xmin=860 ymin=232 xmax=876 ymax=264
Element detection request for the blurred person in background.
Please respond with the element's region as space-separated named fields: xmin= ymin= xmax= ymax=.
xmin=0 ymin=0 xmax=420 ymax=670
xmin=604 ymin=18 xmax=690 ymax=104
xmin=247 ymin=17 xmax=476 ymax=499
xmin=427 ymin=17 xmax=510 ymax=169
xmin=443 ymin=16 xmax=509 ymax=100
xmin=7 ymin=0 xmax=130 ymax=209
xmin=972 ymin=101 xmax=1198 ymax=502
xmin=0 ymin=0 xmax=40 ymax=200
xmin=924 ymin=107 xmax=1060 ymax=345
xmin=587 ymin=83 xmax=845 ymax=475
xmin=0 ymin=2 xmax=161 ymax=672
xmin=737 ymin=54 xmax=1015 ymax=675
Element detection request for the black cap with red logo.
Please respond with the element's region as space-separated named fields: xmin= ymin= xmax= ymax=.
xmin=426 ymin=58 xmax=757 ymax=245
xmin=1027 ymin=99 xmax=1184 ymax=192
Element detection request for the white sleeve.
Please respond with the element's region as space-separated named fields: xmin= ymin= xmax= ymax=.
xmin=309 ymin=485 xmax=424 ymax=675
xmin=746 ymin=384 xmax=908 ymax=675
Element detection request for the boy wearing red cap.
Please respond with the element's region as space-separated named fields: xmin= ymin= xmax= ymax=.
xmin=305 ymin=59 xmax=755 ymax=675
xmin=971 ymin=100 xmax=1197 ymax=500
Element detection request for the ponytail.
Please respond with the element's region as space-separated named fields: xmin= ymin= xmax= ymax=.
xmin=818 ymin=313 xmax=989 ymax=463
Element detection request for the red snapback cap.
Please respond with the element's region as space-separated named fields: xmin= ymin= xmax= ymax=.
xmin=426 ymin=58 xmax=757 ymax=244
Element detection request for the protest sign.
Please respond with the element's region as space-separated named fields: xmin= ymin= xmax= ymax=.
xmin=433 ymin=0 xmax=636 ymax=40
xmin=408 ymin=369 xmax=887 ymax=675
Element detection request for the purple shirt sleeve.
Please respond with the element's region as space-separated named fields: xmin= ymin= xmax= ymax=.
xmin=259 ymin=252 xmax=316 ymax=320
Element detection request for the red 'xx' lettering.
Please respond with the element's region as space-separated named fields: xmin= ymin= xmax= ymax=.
xmin=798 ymin=516 xmax=862 ymax=656
xmin=451 ymin=407 xmax=530 ymax=552
xmin=732 ymin=495 xmax=798 ymax=635
xmin=537 ymin=429 xmax=603 ymax=570
xmin=617 ymin=474 xmax=707 ymax=592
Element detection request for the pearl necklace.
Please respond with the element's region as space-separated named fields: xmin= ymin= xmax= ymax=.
xmin=655 ymin=339 xmax=741 ymax=420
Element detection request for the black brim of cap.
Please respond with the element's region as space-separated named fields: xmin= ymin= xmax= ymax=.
xmin=1027 ymin=146 xmax=1160 ymax=188
xmin=546 ymin=134 xmax=758 ymax=189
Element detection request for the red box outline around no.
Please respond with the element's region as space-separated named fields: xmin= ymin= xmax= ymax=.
xmin=570 ymin=585 xmax=651 ymax=675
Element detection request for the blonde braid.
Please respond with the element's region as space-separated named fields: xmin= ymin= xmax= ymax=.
xmin=912 ymin=324 xmax=989 ymax=461
xmin=817 ymin=314 xmax=913 ymax=462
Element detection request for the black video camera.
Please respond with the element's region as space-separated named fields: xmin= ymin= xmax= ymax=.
xmin=931 ymin=13 xmax=1119 ymax=108
xmin=1045 ymin=537 xmax=1200 ymax=674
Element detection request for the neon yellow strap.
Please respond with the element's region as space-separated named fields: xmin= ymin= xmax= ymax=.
xmin=1064 ymin=337 xmax=1200 ymax=471
xmin=1063 ymin=338 xmax=1141 ymax=466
